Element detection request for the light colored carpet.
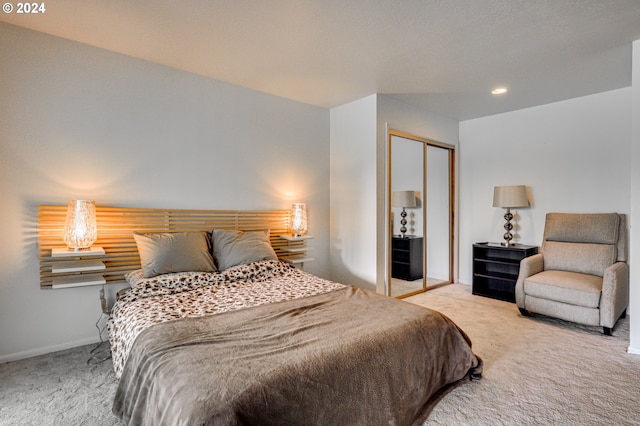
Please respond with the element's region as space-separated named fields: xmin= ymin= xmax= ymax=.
xmin=0 ymin=342 xmax=118 ymax=426
xmin=1 ymin=283 xmax=638 ymax=425
xmin=409 ymin=284 xmax=640 ymax=425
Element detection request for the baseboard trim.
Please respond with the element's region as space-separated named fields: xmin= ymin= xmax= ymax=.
xmin=627 ymin=345 xmax=640 ymax=356
xmin=0 ymin=336 xmax=101 ymax=364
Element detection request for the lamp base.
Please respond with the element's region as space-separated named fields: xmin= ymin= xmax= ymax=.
xmin=502 ymin=208 xmax=514 ymax=246
xmin=399 ymin=207 xmax=408 ymax=238
xmin=68 ymin=247 xmax=93 ymax=252
xmin=501 ymin=239 xmax=513 ymax=247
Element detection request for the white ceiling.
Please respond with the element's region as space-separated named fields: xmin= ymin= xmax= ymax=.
xmin=2 ymin=0 xmax=640 ymax=120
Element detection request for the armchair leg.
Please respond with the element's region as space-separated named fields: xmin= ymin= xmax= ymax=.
xmin=518 ymin=308 xmax=530 ymax=317
xmin=603 ymin=310 xmax=627 ymax=336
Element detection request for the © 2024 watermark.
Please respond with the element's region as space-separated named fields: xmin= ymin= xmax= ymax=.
xmin=3 ymin=2 xmax=47 ymax=14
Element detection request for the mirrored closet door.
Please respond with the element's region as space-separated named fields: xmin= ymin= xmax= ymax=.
xmin=388 ymin=130 xmax=454 ymax=298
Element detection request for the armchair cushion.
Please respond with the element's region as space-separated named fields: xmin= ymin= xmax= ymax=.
xmin=544 ymin=213 xmax=619 ymax=244
xmin=543 ymin=241 xmax=616 ymax=277
xmin=524 ymin=270 xmax=602 ymax=308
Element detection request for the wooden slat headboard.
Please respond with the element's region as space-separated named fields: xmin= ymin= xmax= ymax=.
xmin=38 ymin=206 xmax=300 ymax=289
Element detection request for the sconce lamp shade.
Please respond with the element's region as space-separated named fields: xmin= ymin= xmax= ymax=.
xmin=492 ymin=185 xmax=529 ymax=208
xmin=291 ymin=203 xmax=308 ymax=237
xmin=392 ymin=191 xmax=417 ymax=208
xmin=63 ymin=200 xmax=97 ymax=251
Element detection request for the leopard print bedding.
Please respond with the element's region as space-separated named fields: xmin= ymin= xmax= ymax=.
xmin=107 ymin=260 xmax=345 ymax=378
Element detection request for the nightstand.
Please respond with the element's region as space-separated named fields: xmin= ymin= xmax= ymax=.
xmin=50 ymin=246 xmax=106 ymax=289
xmin=391 ymin=236 xmax=423 ymax=281
xmin=472 ymin=243 xmax=538 ymax=302
xmin=278 ymin=235 xmax=315 ymax=267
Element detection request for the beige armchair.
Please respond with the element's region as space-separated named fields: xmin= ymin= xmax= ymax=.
xmin=516 ymin=213 xmax=628 ymax=335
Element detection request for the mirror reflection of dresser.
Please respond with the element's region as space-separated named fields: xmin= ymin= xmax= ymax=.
xmin=391 ymin=236 xmax=423 ymax=281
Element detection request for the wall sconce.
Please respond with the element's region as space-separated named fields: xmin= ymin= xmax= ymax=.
xmin=392 ymin=190 xmax=417 ymax=238
xmin=291 ymin=203 xmax=308 ymax=237
xmin=493 ymin=185 xmax=529 ymax=246
xmin=63 ymin=200 xmax=98 ymax=251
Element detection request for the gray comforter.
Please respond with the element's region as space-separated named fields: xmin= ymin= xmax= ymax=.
xmin=113 ymin=285 xmax=481 ymax=425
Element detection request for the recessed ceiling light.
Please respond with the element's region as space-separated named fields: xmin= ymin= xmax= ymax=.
xmin=492 ymin=87 xmax=508 ymax=95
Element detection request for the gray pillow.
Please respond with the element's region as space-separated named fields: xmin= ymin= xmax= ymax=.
xmin=211 ymin=229 xmax=278 ymax=271
xmin=132 ymin=231 xmax=216 ymax=278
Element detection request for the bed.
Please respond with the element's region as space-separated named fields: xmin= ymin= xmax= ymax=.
xmin=108 ymin=228 xmax=481 ymax=425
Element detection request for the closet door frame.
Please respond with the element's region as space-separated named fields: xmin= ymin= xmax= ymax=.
xmin=386 ymin=128 xmax=455 ymax=298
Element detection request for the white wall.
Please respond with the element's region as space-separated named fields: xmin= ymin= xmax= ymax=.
xmin=629 ymin=40 xmax=640 ymax=354
xmin=459 ymin=88 xmax=631 ymax=286
xmin=0 ymin=23 xmax=330 ymax=362
xmin=329 ymin=95 xmax=378 ymax=290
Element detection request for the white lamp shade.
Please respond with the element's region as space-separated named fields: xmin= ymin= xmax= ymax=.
xmin=392 ymin=191 xmax=417 ymax=208
xmin=492 ymin=186 xmax=529 ymax=208
xmin=63 ymin=200 xmax=97 ymax=251
xmin=291 ymin=203 xmax=308 ymax=237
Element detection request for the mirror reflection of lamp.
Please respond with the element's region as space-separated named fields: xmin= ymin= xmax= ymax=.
xmin=392 ymin=191 xmax=417 ymax=238
xmin=291 ymin=203 xmax=308 ymax=237
xmin=492 ymin=185 xmax=529 ymax=246
xmin=63 ymin=200 xmax=98 ymax=251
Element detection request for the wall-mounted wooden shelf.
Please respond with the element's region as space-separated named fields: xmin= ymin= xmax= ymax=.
xmin=279 ymin=235 xmax=314 ymax=241
xmin=279 ymin=235 xmax=315 ymax=265
xmin=51 ymin=260 xmax=106 ymax=274
xmin=49 ymin=246 xmax=106 ymax=289
xmin=52 ymin=274 xmax=107 ymax=289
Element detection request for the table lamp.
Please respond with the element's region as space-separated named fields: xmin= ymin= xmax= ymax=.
xmin=392 ymin=190 xmax=417 ymax=238
xmin=291 ymin=203 xmax=308 ymax=237
xmin=63 ymin=200 xmax=97 ymax=251
xmin=493 ymin=185 xmax=528 ymax=246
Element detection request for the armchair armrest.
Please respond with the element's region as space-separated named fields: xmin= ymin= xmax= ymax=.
xmin=515 ymin=253 xmax=544 ymax=307
xmin=600 ymin=261 xmax=629 ymax=328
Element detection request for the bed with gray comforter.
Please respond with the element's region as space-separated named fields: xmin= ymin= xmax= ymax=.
xmin=112 ymin=273 xmax=481 ymax=425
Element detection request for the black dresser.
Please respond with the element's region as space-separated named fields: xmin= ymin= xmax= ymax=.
xmin=392 ymin=236 xmax=424 ymax=281
xmin=472 ymin=243 xmax=538 ymax=302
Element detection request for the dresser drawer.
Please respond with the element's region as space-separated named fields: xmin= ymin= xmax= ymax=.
xmin=392 ymin=238 xmax=411 ymax=250
xmin=393 ymin=249 xmax=412 ymax=263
